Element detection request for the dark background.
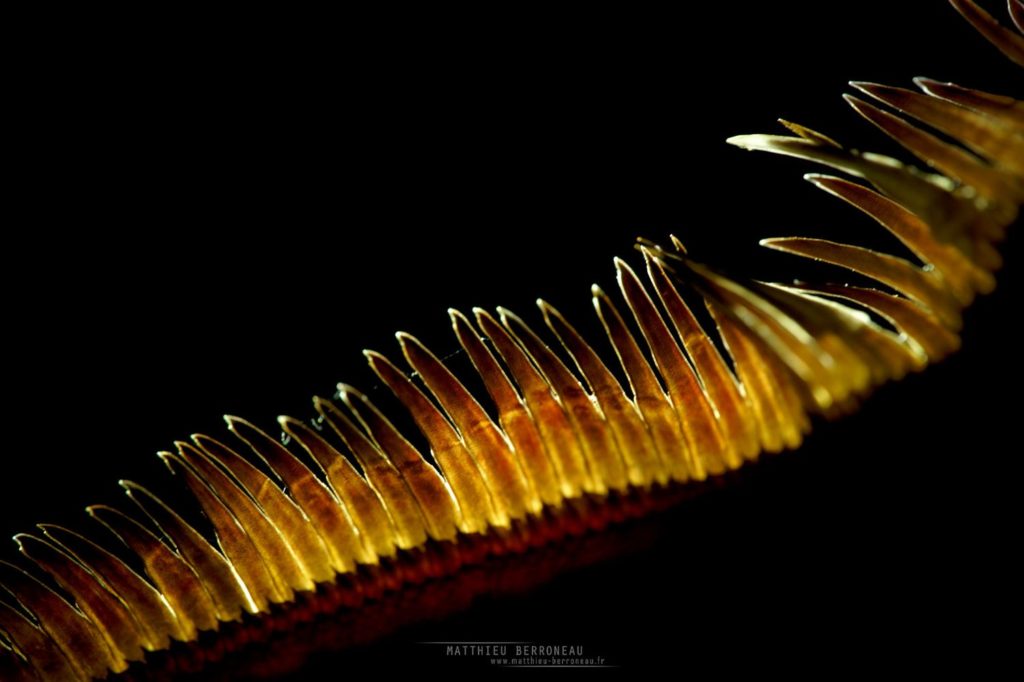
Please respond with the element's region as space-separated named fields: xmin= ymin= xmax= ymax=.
xmin=3 ymin=0 xmax=1019 ymax=675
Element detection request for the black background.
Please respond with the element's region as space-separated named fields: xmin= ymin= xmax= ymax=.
xmin=3 ymin=0 xmax=1020 ymax=675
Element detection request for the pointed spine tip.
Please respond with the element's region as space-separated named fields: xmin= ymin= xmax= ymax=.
xmin=668 ymin=234 xmax=688 ymax=254
xmin=337 ymin=383 xmax=361 ymax=400
xmin=396 ymin=331 xmax=422 ymax=350
xmin=471 ymin=307 xmax=491 ymax=326
xmin=536 ymin=299 xmax=559 ymax=325
xmin=449 ymin=308 xmax=472 ymax=329
xmin=848 ymin=81 xmax=871 ymax=95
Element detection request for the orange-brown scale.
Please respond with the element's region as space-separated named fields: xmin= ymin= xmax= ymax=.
xmin=109 ymin=482 xmax=701 ymax=681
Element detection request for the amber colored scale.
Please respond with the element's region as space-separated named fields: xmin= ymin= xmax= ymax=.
xmin=1 ymin=1 xmax=1022 ymax=679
